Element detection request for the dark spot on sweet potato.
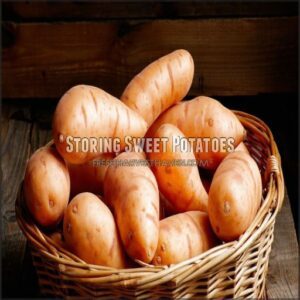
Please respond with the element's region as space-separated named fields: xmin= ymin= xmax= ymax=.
xmin=161 ymin=221 xmax=181 ymax=234
xmin=224 ymin=201 xmax=231 ymax=214
xmin=154 ymin=255 xmax=161 ymax=265
xmin=41 ymin=158 xmax=46 ymax=167
xmin=72 ymin=204 xmax=78 ymax=213
xmin=146 ymin=213 xmax=157 ymax=225
xmin=127 ymin=231 xmax=133 ymax=241
xmin=208 ymin=118 xmax=214 ymax=127
xmin=86 ymin=232 xmax=91 ymax=240
xmin=234 ymin=173 xmax=243 ymax=183
xmin=94 ymin=250 xmax=98 ymax=258
xmin=165 ymin=166 xmax=172 ymax=174
xmin=154 ymin=80 xmax=160 ymax=91
xmin=127 ymin=184 xmax=140 ymax=194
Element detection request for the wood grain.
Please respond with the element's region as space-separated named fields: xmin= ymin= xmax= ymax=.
xmin=3 ymin=2 xmax=297 ymax=21
xmin=18 ymin=123 xmax=51 ymax=298
xmin=267 ymin=190 xmax=299 ymax=299
xmin=2 ymin=17 xmax=297 ymax=99
xmin=1 ymin=103 xmax=52 ymax=297
xmin=1 ymin=105 xmax=32 ymax=297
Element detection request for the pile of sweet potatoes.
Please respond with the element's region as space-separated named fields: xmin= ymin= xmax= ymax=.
xmin=23 ymin=50 xmax=262 ymax=268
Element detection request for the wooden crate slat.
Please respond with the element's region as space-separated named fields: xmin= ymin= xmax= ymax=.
xmin=267 ymin=190 xmax=299 ymax=299
xmin=2 ymin=17 xmax=298 ymax=99
xmin=1 ymin=105 xmax=32 ymax=297
xmin=1 ymin=103 xmax=53 ymax=297
xmin=2 ymin=2 xmax=297 ymax=21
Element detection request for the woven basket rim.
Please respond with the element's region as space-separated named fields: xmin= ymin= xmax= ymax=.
xmin=15 ymin=110 xmax=285 ymax=287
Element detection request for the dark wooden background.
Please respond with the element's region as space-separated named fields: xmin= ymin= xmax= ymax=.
xmin=1 ymin=1 xmax=298 ymax=298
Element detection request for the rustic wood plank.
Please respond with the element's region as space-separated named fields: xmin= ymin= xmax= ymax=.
xmin=1 ymin=102 xmax=53 ymax=297
xmin=2 ymin=17 xmax=297 ymax=99
xmin=267 ymin=190 xmax=299 ymax=299
xmin=18 ymin=122 xmax=52 ymax=298
xmin=1 ymin=104 xmax=32 ymax=297
xmin=19 ymin=244 xmax=40 ymax=297
xmin=29 ymin=122 xmax=52 ymax=151
xmin=2 ymin=2 xmax=297 ymax=21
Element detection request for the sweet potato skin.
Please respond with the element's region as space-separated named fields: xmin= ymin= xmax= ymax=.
xmin=104 ymin=151 xmax=160 ymax=263
xmin=152 ymin=211 xmax=218 ymax=265
xmin=208 ymin=151 xmax=262 ymax=242
xmin=235 ymin=142 xmax=249 ymax=154
xmin=24 ymin=146 xmax=70 ymax=228
xmin=148 ymin=124 xmax=208 ymax=213
xmin=53 ymin=85 xmax=147 ymax=164
xmin=63 ymin=192 xmax=125 ymax=268
xmin=67 ymin=153 xmax=114 ymax=197
xmin=121 ymin=49 xmax=194 ymax=126
xmin=147 ymin=96 xmax=245 ymax=170
xmin=48 ymin=231 xmax=67 ymax=250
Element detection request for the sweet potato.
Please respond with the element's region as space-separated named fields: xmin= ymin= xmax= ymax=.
xmin=147 ymin=96 xmax=245 ymax=170
xmin=104 ymin=151 xmax=159 ymax=263
xmin=63 ymin=192 xmax=125 ymax=268
xmin=208 ymin=151 xmax=262 ymax=242
xmin=159 ymin=192 xmax=176 ymax=218
xmin=24 ymin=145 xmax=70 ymax=228
xmin=53 ymin=85 xmax=147 ymax=164
xmin=48 ymin=231 xmax=67 ymax=250
xmin=121 ymin=49 xmax=194 ymax=126
xmin=148 ymin=124 xmax=208 ymax=213
xmin=67 ymin=153 xmax=114 ymax=197
xmin=152 ymin=211 xmax=218 ymax=265
xmin=235 ymin=142 xmax=249 ymax=154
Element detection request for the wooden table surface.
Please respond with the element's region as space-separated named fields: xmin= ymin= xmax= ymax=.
xmin=1 ymin=102 xmax=298 ymax=299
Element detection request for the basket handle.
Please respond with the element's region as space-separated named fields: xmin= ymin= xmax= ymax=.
xmin=265 ymin=155 xmax=285 ymax=210
xmin=266 ymin=155 xmax=280 ymax=175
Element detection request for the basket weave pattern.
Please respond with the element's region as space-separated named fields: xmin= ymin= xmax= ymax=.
xmin=16 ymin=111 xmax=284 ymax=299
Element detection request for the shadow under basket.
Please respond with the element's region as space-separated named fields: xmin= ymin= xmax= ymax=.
xmin=16 ymin=111 xmax=284 ymax=299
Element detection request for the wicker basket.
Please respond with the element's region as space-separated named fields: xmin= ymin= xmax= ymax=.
xmin=16 ymin=111 xmax=284 ymax=299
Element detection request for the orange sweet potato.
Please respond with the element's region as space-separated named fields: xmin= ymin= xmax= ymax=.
xmin=148 ymin=124 xmax=208 ymax=213
xmin=63 ymin=192 xmax=125 ymax=268
xmin=208 ymin=151 xmax=262 ymax=242
xmin=104 ymin=151 xmax=159 ymax=263
xmin=24 ymin=145 xmax=70 ymax=228
xmin=121 ymin=49 xmax=194 ymax=126
xmin=53 ymin=85 xmax=147 ymax=164
xmin=67 ymin=153 xmax=114 ymax=197
xmin=235 ymin=142 xmax=249 ymax=154
xmin=147 ymin=96 xmax=245 ymax=170
xmin=152 ymin=211 xmax=218 ymax=265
